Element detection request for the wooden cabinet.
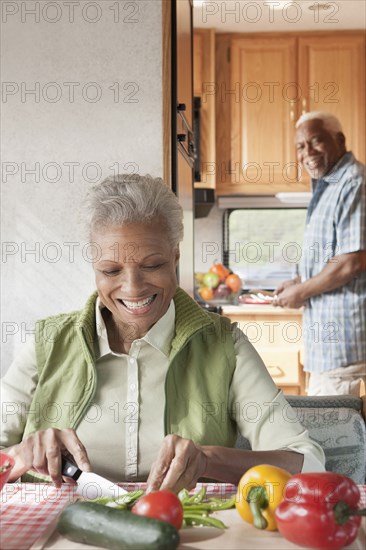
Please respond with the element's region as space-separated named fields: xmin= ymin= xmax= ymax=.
xmin=230 ymin=36 xmax=302 ymax=192
xmin=259 ymin=349 xmax=304 ymax=395
xmin=215 ymin=31 xmax=365 ymax=195
xmin=193 ymin=29 xmax=216 ymax=189
xmin=223 ymin=305 xmax=306 ymax=395
xmin=298 ymin=34 xmax=365 ymax=164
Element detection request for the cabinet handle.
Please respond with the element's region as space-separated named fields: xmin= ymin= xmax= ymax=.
xmin=290 ymin=100 xmax=296 ymax=121
xmin=267 ymin=365 xmax=284 ymax=378
xmin=302 ymin=98 xmax=307 ymax=115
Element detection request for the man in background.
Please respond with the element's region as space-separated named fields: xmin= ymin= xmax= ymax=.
xmin=275 ymin=111 xmax=366 ymax=397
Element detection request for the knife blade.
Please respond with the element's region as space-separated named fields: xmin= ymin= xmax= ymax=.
xmin=61 ymin=455 xmax=128 ymax=500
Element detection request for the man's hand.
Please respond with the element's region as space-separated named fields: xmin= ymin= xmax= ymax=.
xmin=274 ymin=277 xmax=301 ymax=296
xmin=274 ymin=283 xmax=306 ymax=309
xmin=146 ymin=434 xmax=207 ymax=494
xmin=7 ymin=428 xmax=91 ymax=487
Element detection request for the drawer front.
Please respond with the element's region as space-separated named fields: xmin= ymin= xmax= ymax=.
xmin=233 ymin=319 xmax=302 ymax=349
xmin=258 ymin=350 xmax=300 ymax=384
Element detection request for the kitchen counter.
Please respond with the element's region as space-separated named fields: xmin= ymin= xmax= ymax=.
xmin=222 ymin=304 xmax=303 ymax=316
xmin=1 ymin=483 xmax=365 ymax=550
xmin=221 ymin=304 xmax=306 ymax=395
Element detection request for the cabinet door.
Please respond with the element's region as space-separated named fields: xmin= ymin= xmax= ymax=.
xmin=258 ymin=349 xmax=304 ymax=389
xmin=229 ymin=37 xmax=306 ymax=193
xmin=298 ymin=34 xmax=365 ymax=163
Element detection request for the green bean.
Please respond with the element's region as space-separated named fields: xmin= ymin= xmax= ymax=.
xmin=113 ymin=490 xmax=144 ymax=506
xmin=92 ymin=490 xmax=144 ymax=509
xmin=183 ymin=513 xmax=227 ymax=529
xmin=185 ymin=486 xmax=206 ymax=504
xmin=207 ymin=495 xmax=236 ymax=510
xmin=183 ymin=495 xmax=236 ymax=512
xmin=178 ymin=488 xmax=190 ymax=505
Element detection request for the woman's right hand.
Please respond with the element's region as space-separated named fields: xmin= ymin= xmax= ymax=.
xmin=6 ymin=428 xmax=91 ymax=487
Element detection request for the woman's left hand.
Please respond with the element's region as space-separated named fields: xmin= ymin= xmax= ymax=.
xmin=146 ymin=434 xmax=207 ymax=494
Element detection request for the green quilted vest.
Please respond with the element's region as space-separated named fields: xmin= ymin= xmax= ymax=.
xmin=24 ymin=288 xmax=237 ymax=449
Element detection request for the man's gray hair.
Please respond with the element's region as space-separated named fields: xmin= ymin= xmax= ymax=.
xmin=296 ymin=111 xmax=343 ymax=136
xmin=85 ymin=174 xmax=184 ymax=247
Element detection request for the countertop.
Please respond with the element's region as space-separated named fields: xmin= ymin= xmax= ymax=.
xmin=222 ymin=304 xmax=303 ymax=316
xmin=2 ymin=483 xmax=365 ymax=550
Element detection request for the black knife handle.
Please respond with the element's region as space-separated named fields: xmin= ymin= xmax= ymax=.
xmin=61 ymin=455 xmax=82 ymax=481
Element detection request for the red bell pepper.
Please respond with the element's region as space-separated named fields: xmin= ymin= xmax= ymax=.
xmin=275 ymin=472 xmax=366 ymax=550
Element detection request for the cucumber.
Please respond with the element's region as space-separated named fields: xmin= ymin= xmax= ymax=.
xmin=57 ymin=501 xmax=180 ymax=550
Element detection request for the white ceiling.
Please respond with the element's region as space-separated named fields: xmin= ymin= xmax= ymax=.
xmin=193 ymin=0 xmax=366 ymax=32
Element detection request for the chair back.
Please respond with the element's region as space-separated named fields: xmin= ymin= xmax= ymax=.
xmin=235 ymin=395 xmax=366 ymax=484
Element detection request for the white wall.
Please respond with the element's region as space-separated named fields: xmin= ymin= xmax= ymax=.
xmin=1 ymin=0 xmax=163 ymax=373
xmin=194 ymin=205 xmax=224 ymax=273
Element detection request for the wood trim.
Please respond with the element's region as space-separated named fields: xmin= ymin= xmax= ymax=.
xmin=162 ymin=0 xmax=171 ymax=187
xmin=215 ymin=30 xmax=366 ymax=40
xmin=280 ymin=385 xmax=302 ymax=395
xmin=194 ymin=28 xmax=216 ymax=189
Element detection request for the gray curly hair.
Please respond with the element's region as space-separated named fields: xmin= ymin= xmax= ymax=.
xmin=296 ymin=111 xmax=343 ymax=137
xmin=85 ymin=174 xmax=184 ymax=247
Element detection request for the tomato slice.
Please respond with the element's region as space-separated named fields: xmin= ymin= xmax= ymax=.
xmin=131 ymin=491 xmax=183 ymax=530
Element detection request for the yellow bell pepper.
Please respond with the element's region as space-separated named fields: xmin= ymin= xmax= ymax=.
xmin=235 ymin=464 xmax=291 ymax=531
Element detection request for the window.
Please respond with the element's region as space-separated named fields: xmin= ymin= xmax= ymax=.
xmin=223 ymin=208 xmax=307 ymax=290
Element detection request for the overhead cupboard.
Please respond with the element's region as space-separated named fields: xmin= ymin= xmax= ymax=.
xmin=195 ymin=30 xmax=366 ymax=194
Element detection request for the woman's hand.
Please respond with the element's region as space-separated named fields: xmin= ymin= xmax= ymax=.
xmin=146 ymin=434 xmax=208 ymax=494
xmin=6 ymin=428 xmax=91 ymax=487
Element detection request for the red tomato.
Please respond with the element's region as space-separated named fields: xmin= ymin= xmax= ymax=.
xmin=131 ymin=491 xmax=184 ymax=530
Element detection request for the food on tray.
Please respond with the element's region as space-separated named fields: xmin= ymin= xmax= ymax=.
xmin=57 ymin=486 xmax=237 ymax=548
xmin=239 ymin=289 xmax=275 ymax=304
xmin=195 ymin=262 xmax=242 ymax=303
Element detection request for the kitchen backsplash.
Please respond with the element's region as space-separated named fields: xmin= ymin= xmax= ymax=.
xmin=194 ymin=204 xmax=223 ymax=273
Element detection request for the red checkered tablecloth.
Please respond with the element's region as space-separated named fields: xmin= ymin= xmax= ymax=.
xmin=0 ymin=484 xmax=77 ymax=550
xmin=0 ymin=483 xmax=365 ymax=550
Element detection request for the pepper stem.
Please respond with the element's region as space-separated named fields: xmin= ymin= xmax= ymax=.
xmin=333 ymin=501 xmax=366 ymax=525
xmin=247 ymin=486 xmax=268 ymax=530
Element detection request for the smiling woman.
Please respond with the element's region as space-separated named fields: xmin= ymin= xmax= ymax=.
xmin=86 ymin=175 xmax=182 ymax=351
xmin=93 ymin=221 xmax=179 ymax=353
xmin=0 ymin=174 xmax=325 ymax=493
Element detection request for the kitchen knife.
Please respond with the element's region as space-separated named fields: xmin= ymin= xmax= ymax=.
xmin=61 ymin=455 xmax=127 ymax=500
